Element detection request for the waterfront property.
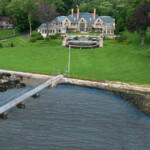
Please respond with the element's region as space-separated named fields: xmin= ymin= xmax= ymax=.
xmin=0 ymin=31 xmax=150 ymax=85
xmin=37 ymin=8 xmax=115 ymax=37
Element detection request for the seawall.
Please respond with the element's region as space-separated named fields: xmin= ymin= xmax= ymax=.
xmin=62 ymin=78 xmax=150 ymax=116
xmin=0 ymin=69 xmax=150 ymax=116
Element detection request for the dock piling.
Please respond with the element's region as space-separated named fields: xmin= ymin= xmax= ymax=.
xmin=17 ymin=102 xmax=25 ymax=109
xmin=0 ymin=112 xmax=8 ymax=119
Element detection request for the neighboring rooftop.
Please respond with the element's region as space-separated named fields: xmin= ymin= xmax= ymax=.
xmin=0 ymin=17 xmax=11 ymax=22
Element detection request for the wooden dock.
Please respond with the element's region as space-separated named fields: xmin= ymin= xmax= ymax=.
xmin=0 ymin=75 xmax=63 ymax=117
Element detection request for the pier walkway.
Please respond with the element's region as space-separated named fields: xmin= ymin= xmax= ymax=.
xmin=0 ymin=75 xmax=63 ymax=116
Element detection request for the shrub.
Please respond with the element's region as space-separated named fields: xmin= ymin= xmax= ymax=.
xmin=31 ymin=31 xmax=40 ymax=37
xmin=55 ymin=33 xmax=61 ymax=38
xmin=8 ymin=42 xmax=14 ymax=47
xmin=0 ymin=43 xmax=3 ymax=48
xmin=30 ymin=31 xmax=44 ymax=42
xmin=49 ymin=35 xmax=57 ymax=39
xmin=36 ymin=35 xmax=44 ymax=40
xmin=118 ymin=36 xmax=124 ymax=42
xmin=47 ymin=34 xmax=62 ymax=40
xmin=30 ymin=37 xmax=36 ymax=42
xmin=118 ymin=33 xmax=125 ymax=42
xmin=45 ymin=36 xmax=50 ymax=41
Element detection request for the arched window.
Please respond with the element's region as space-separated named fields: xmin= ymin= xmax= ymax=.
xmin=80 ymin=19 xmax=86 ymax=31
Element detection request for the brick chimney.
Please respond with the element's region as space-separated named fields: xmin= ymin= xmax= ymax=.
xmin=71 ymin=8 xmax=74 ymax=18
xmin=93 ymin=8 xmax=96 ymax=19
xmin=77 ymin=8 xmax=79 ymax=19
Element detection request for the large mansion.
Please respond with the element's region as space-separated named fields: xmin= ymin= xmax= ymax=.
xmin=38 ymin=8 xmax=115 ymax=37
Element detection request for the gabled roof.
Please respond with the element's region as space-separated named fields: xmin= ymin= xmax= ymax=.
xmin=37 ymin=23 xmax=57 ymax=30
xmin=0 ymin=16 xmax=11 ymax=22
xmin=37 ymin=23 xmax=47 ymax=29
xmin=68 ymin=13 xmax=96 ymax=23
xmin=100 ymin=16 xmax=115 ymax=23
xmin=38 ymin=13 xmax=115 ymax=29
xmin=67 ymin=13 xmax=115 ymax=23
xmin=55 ymin=16 xmax=67 ymax=23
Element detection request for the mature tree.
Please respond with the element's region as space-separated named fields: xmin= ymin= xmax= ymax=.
xmin=116 ymin=18 xmax=125 ymax=32
xmin=23 ymin=0 xmax=38 ymax=35
xmin=0 ymin=1 xmax=10 ymax=16
xmin=101 ymin=1 xmax=113 ymax=8
xmin=7 ymin=0 xmax=40 ymax=33
xmin=52 ymin=0 xmax=66 ymax=15
xmin=127 ymin=3 xmax=150 ymax=45
xmin=6 ymin=0 xmax=29 ymax=32
xmin=62 ymin=0 xmax=75 ymax=10
xmin=38 ymin=1 xmax=57 ymax=37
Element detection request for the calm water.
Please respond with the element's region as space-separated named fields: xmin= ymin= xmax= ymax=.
xmin=0 ymin=84 xmax=150 ymax=150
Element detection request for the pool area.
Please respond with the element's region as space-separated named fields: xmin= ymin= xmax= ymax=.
xmin=62 ymin=35 xmax=103 ymax=48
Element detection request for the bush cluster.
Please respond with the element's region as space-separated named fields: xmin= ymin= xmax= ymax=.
xmin=8 ymin=42 xmax=14 ymax=47
xmin=30 ymin=31 xmax=44 ymax=42
xmin=118 ymin=36 xmax=124 ymax=42
xmin=118 ymin=34 xmax=127 ymax=42
xmin=30 ymin=31 xmax=40 ymax=37
xmin=49 ymin=33 xmax=61 ymax=39
xmin=30 ymin=37 xmax=36 ymax=43
xmin=49 ymin=35 xmax=57 ymax=39
xmin=45 ymin=37 xmax=50 ymax=41
xmin=46 ymin=33 xmax=61 ymax=40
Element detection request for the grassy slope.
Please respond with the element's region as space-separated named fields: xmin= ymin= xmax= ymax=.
xmin=0 ymin=29 xmax=21 ymax=40
xmin=0 ymin=32 xmax=150 ymax=85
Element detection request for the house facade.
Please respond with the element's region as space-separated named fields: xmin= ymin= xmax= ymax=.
xmin=38 ymin=8 xmax=115 ymax=37
xmin=0 ymin=17 xmax=13 ymax=29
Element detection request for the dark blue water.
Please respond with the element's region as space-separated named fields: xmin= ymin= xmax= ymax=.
xmin=0 ymin=84 xmax=150 ymax=150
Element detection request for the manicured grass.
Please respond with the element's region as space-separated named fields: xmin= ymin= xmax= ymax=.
xmin=0 ymin=33 xmax=150 ymax=85
xmin=1 ymin=37 xmax=29 ymax=47
xmin=0 ymin=29 xmax=22 ymax=40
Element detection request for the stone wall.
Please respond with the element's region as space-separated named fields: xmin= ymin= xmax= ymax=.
xmin=1 ymin=69 xmax=150 ymax=116
xmin=62 ymin=78 xmax=150 ymax=116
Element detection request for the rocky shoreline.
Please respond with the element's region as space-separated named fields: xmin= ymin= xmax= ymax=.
xmin=0 ymin=73 xmax=26 ymax=92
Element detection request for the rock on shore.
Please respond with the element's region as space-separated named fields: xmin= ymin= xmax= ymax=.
xmin=0 ymin=73 xmax=26 ymax=92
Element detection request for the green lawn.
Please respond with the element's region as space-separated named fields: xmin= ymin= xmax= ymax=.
xmin=0 ymin=29 xmax=22 ymax=40
xmin=0 ymin=33 xmax=150 ymax=85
